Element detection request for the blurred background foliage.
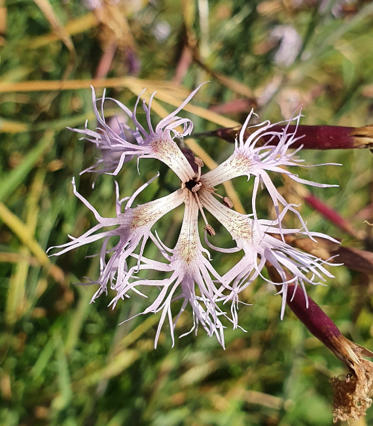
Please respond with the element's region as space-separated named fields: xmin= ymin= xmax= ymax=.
xmin=1 ymin=0 xmax=373 ymax=425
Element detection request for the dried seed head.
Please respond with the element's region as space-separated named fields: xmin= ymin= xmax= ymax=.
xmin=331 ymin=348 xmax=373 ymax=423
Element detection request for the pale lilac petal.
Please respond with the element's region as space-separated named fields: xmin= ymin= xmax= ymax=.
xmin=49 ymin=178 xmax=185 ymax=300
xmin=200 ymin=189 xmax=336 ymax=316
xmin=71 ymin=85 xmax=204 ymax=180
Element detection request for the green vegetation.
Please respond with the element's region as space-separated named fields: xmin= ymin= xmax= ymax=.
xmin=1 ymin=1 xmax=373 ymax=425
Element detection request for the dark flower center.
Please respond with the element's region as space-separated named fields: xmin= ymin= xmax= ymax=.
xmin=185 ymin=177 xmax=202 ymax=193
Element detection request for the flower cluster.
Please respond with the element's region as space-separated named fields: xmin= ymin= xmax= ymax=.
xmin=49 ymin=84 xmax=338 ymax=348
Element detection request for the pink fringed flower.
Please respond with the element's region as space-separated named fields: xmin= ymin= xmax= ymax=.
xmin=51 ymin=84 xmax=339 ymax=347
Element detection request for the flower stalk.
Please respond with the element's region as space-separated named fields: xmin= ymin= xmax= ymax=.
xmin=267 ymin=267 xmax=373 ymax=423
xmin=287 ymin=284 xmax=373 ymax=423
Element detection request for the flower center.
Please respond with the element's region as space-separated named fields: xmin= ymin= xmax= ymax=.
xmin=184 ymin=177 xmax=203 ymax=193
xmin=181 ymin=157 xmax=215 ymax=235
xmin=181 ymin=156 xmax=204 ymax=193
xmin=181 ymin=157 xmax=234 ymax=237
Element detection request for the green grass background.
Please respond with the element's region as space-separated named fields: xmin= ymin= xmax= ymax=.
xmin=1 ymin=1 xmax=373 ymax=425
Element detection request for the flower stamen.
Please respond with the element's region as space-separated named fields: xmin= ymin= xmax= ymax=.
xmin=212 ymin=191 xmax=234 ymax=209
xmin=194 ymin=157 xmax=204 ymax=181
xmin=193 ymin=191 xmax=215 ymax=236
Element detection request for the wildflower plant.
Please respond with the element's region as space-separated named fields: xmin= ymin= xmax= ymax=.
xmin=49 ymin=84 xmax=338 ymax=348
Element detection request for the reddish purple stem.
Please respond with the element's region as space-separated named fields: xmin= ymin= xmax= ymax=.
xmin=287 ymin=284 xmax=342 ymax=353
xmin=278 ymin=125 xmax=355 ymax=149
xmin=208 ymin=125 xmax=373 ymax=149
